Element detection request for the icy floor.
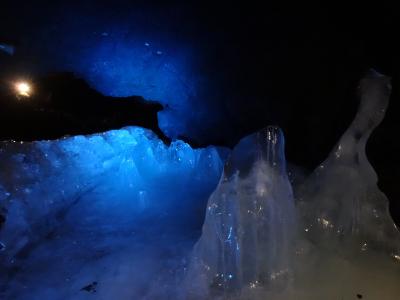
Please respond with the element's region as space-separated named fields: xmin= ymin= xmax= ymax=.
xmin=4 ymin=225 xmax=400 ymax=300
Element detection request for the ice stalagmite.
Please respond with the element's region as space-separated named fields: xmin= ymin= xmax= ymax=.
xmin=186 ymin=126 xmax=296 ymax=299
xmin=292 ymin=70 xmax=400 ymax=299
xmin=297 ymin=70 xmax=400 ymax=256
xmin=186 ymin=70 xmax=400 ymax=300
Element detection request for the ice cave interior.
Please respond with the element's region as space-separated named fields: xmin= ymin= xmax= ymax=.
xmin=0 ymin=64 xmax=399 ymax=300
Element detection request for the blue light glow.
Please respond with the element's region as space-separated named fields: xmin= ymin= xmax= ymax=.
xmin=25 ymin=10 xmax=211 ymax=139
xmin=0 ymin=126 xmax=228 ymax=253
xmin=0 ymin=127 xmax=229 ymax=298
xmin=73 ymin=33 xmax=200 ymax=138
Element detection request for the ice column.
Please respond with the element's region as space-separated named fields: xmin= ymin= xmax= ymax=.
xmin=186 ymin=126 xmax=296 ymax=298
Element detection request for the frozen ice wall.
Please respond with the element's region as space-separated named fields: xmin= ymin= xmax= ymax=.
xmin=0 ymin=127 xmax=227 ymax=299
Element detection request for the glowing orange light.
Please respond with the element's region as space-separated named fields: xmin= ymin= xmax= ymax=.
xmin=15 ymin=81 xmax=32 ymax=97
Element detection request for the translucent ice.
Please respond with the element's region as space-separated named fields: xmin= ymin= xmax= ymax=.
xmin=291 ymin=70 xmax=400 ymax=299
xmin=297 ymin=70 xmax=400 ymax=254
xmin=185 ymin=70 xmax=400 ymax=299
xmin=185 ymin=127 xmax=296 ymax=299
xmin=299 ymin=72 xmax=400 ymax=255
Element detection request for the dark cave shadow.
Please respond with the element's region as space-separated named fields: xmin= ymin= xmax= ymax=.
xmin=0 ymin=72 xmax=170 ymax=144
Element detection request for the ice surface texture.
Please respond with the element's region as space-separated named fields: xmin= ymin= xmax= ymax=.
xmin=185 ymin=127 xmax=296 ymax=299
xmin=0 ymin=127 xmax=226 ymax=299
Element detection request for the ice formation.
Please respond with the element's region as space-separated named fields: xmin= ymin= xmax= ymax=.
xmin=185 ymin=126 xmax=297 ymax=299
xmin=297 ymin=70 xmax=400 ymax=255
xmin=1 ymin=71 xmax=399 ymax=299
xmin=291 ymin=70 xmax=400 ymax=299
xmin=185 ymin=70 xmax=400 ymax=299
xmin=0 ymin=127 xmax=227 ymax=299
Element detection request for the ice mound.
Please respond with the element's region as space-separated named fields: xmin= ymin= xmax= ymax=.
xmin=185 ymin=127 xmax=297 ymax=299
xmin=291 ymin=71 xmax=400 ymax=299
xmin=0 ymin=127 xmax=227 ymax=299
xmin=185 ymin=70 xmax=400 ymax=299
xmin=297 ymin=70 xmax=400 ymax=254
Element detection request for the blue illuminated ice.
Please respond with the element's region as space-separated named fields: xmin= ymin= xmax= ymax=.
xmin=0 ymin=43 xmax=14 ymax=55
xmin=0 ymin=127 xmax=227 ymax=299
